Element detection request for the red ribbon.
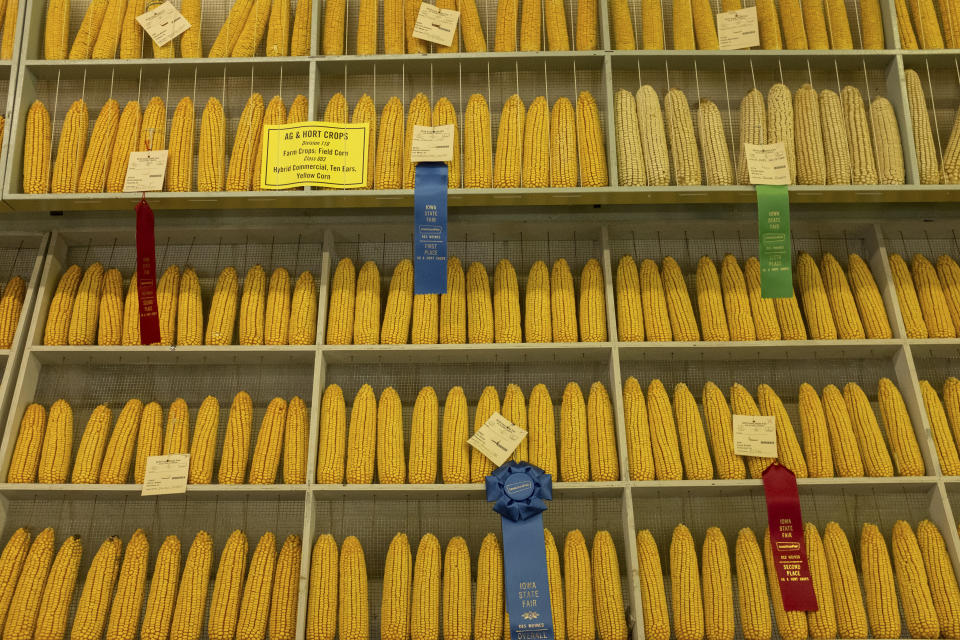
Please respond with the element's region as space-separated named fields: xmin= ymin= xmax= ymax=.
xmin=762 ymin=463 xmax=818 ymax=611
xmin=135 ymin=196 xmax=161 ymax=345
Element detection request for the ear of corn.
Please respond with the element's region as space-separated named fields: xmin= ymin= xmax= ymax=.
xmin=460 ymin=0 xmax=487 ymax=50
xmin=735 ymin=528 xmax=772 ymax=640
xmin=376 ymin=387 xmax=406 ymax=483
xmin=938 ymin=255 xmax=960 ymax=334
xmin=648 ymin=379 xmax=682 ymax=480
xmin=890 ymin=252 xmax=928 ymax=338
xmin=635 ymin=530 xmax=669 ymax=640
xmin=440 ymin=257 xmax=466 ymax=344
xmin=493 ymin=95 xmax=524 ymax=188
xmin=756 ymin=0 xmax=783 ymax=47
xmin=767 ymin=83 xmax=796 ymax=184
xmin=757 ymin=383 xmax=808 ymax=477
xmin=560 ymin=382 xmax=589 ymax=481
xmin=467 ymin=262 xmax=494 ymax=344
xmin=525 ymin=260 xmax=552 ymax=342
xmin=442 ymin=537 xmax=470 ymax=640
xmin=615 ymin=90 xmax=645 ymax=186
xmin=24 ymin=100 xmax=52 ymax=194
xmin=738 ymin=89 xmax=767 ymax=185
xmin=141 ymin=535 xmax=181 ymax=640
xmin=38 ymin=399 xmax=73 ymax=483
xmin=403 ymin=94 xmax=433 ymax=189
xmin=346 ymin=384 xmax=377 ymax=484
xmin=764 ymin=528 xmax=809 ymax=640
xmin=673 ymin=382 xmax=712 ymax=479
xmin=871 ymin=97 xmax=905 ymax=185
xmin=550 ymin=97 xmax=579 ymax=187
xmin=720 ymin=254 xmax=756 ymax=341
xmin=893 ymin=520 xmax=940 ymax=637
xmin=661 ymin=257 xmax=698 ymax=341
xmin=702 ymin=381 xmax=746 ymax=479
xmin=268 ymin=534 xmax=300 ymax=640
xmin=564 ymin=530 xmax=594 ymax=640
xmin=239 ymin=265 xmax=267 ymax=346
xmin=795 ymin=84 xmax=827 ymax=185
xmin=170 ymin=531 xmax=213 ymax=640
xmin=640 ymin=259 xmax=672 ymax=341
xmin=579 ymin=259 xmax=607 ymax=342
xmin=615 ymin=256 xmax=643 ymax=341
xmin=623 ymin=377 xmax=654 ymax=480
xmin=841 ymin=86 xmax=879 ymax=185
xmin=797 ymin=252 xmax=838 ymax=339
xmin=803 ymin=523 xmax=837 ymax=640
xmin=68 ymin=262 xmax=104 ymax=346
xmin=187 ymin=396 xmax=220 ymax=484
xmin=355 ymin=0 xmax=378 ymax=53
xmin=472 ymin=386 xmax=501 ymax=482
xmin=105 ymin=528 xmax=149 ymax=640
xmin=408 ymin=386 xmax=439 ymax=482
xmin=0 ymin=276 xmax=25 ymax=349
xmin=247 ymin=396 xmax=286 ymax=484
xmin=236 ymin=532 xmax=277 ymax=640
xmin=51 ymin=100 xmax=90 ymax=194
xmin=917 ymin=520 xmax=960 ymax=638
xmin=914 ymin=253 xmax=956 ymax=337
xmin=821 ymin=253 xmax=865 ymax=339
xmin=528 ymin=383 xmax=558 ymax=479
xmin=7 ymin=404 xmax=46 ymax=483
xmin=700 ymin=528 xmax=734 ymax=640
xmin=215 ymin=391 xmax=250 ymax=484
xmin=71 ymin=404 xmax=112 ymax=484
xmin=905 ymin=70 xmax=940 ymax=185
xmin=99 ymin=398 xmax=143 ymax=483
xmin=226 ymin=93 xmax=265 ymax=191
xmin=798 ymin=382 xmax=834 ymax=477
xmin=551 ymin=258 xmax=578 ymax=342
xmin=744 ymin=256 xmax=782 ymax=339
xmin=670 ymin=524 xmax=703 ymax=640
xmin=802 ymin=0 xmax=830 ymax=48
xmin=822 ymin=384 xmax=865 ymax=477
xmin=376 ymin=98 xmax=404 ymax=189
xmin=819 ymin=89 xmax=851 ymax=185
xmin=697 ymin=256 xmax=730 ymax=341
xmin=844 ymin=381 xmax=894 ymax=476
xmin=33 ymin=535 xmax=82 ymax=640
xmin=133 ymin=401 xmax=163 ymax=483
xmin=197 ymin=97 xmax=226 ymax=192
xmin=698 ymin=98 xmax=733 ymax=185
xmin=441 ymin=386 xmax=470 ymax=484
xmin=878 ymin=377 xmax=925 ymax=475
xmin=208 ymin=530 xmax=249 ymax=640
xmin=316 ymin=385 xmax=346 ymax=484
xmin=251 ymin=95 xmax=287 ymax=192
xmin=156 ymin=265 xmax=180 ymax=346
xmin=920 ymin=380 xmax=960 ymax=474
xmin=79 ymin=99 xmax=120 ymax=193
xmin=664 ymin=89 xmax=701 ymax=185
xmin=306 ymin=534 xmax=337 ymax=640
xmin=587 ymin=382 xmax=617 ymax=480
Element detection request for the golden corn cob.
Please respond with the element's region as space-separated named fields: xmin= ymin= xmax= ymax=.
xmin=560 ymin=381 xmax=589 ymax=481
xmin=206 ymin=267 xmax=239 ymax=345
xmin=822 ymin=522 xmax=870 ymax=638
xmin=169 ymin=531 xmax=213 ymax=640
xmin=623 ymin=376 xmax=654 ymax=480
xmin=756 ymin=0 xmax=783 ymax=47
xmin=71 ymin=404 xmax=112 ymax=484
xmin=920 ymin=380 xmax=960 ymax=474
xmin=326 ymin=258 xmax=356 ymax=345
xmin=217 ymin=391 xmax=251 ymax=484
xmin=577 ymin=91 xmax=608 ymax=186
xmin=528 ymin=383 xmax=558 ymax=479
xmin=104 ymin=529 xmax=149 ymax=640
xmin=802 ymin=0 xmax=830 ymax=48
xmin=442 ymin=537 xmax=469 ymax=640
xmin=103 ymin=101 xmax=141 ymax=192
xmin=95 ymin=269 xmax=122 ymax=345
xmin=551 ymin=258 xmax=578 ymax=342
xmin=99 ymin=398 xmax=143 ymax=483
xmin=821 ymin=252 xmax=866 ymax=339
xmin=890 ymin=252 xmax=928 ymax=338
xmin=696 ymin=256 xmax=730 ymax=341
xmin=702 ymin=381 xmax=746 ymax=479
xmin=878 ymin=377 xmax=926 ymax=475
xmin=844 ymin=381 xmax=895 ymax=476
xmin=33 ymin=535 xmax=82 ymax=640
xmin=647 ymin=379 xmax=682 ymax=480
xmin=493 ymin=95 xmax=524 ymax=188
xmin=673 ymin=382 xmax=713 ymax=480
xmin=472 ymin=386 xmax=501 ymax=482
xmin=636 ymin=530 xmax=669 ymax=640
xmin=551 ymin=97 xmax=579 ymax=187
xmin=236 ymin=532 xmax=277 ymax=640
xmin=661 ymin=256 xmax=699 ymax=341
xmin=37 ymin=399 xmax=73 ymax=483
xmin=23 ymin=101 xmax=52 ymax=194
xmin=226 ymin=93 xmax=265 ymax=191
xmin=587 ymin=382 xmax=618 ymax=480
xmin=914 ymin=253 xmax=956 ymax=337
xmin=797 ymin=251 xmax=838 ymax=339
xmin=376 ymin=386 xmax=406 ymax=484
xmin=465 ymin=94 xmax=492 ymax=188
xmin=615 ymin=256 xmax=643 ymax=341
xmin=78 ymin=99 xmax=120 ymax=193
xmin=893 ymin=520 xmax=941 ymax=638
xmin=737 ymin=89 xmax=766 ymax=185
xmin=758 ymin=383 xmax=808 ymax=477
xmin=208 ymin=530 xmax=248 ymax=640
xmin=917 ymin=520 xmax=960 ymax=639
xmin=871 ymin=97 xmax=905 ymax=185
xmin=198 ymin=98 xmax=226 ymax=192
xmin=467 ymin=262 xmax=494 ymax=344
xmin=141 ymin=535 xmax=181 ymax=640
xmin=847 ymin=253 xmax=892 ymax=338
xmin=239 ymin=265 xmax=266 ymax=346
xmin=822 ymin=384 xmax=865 ymax=477
xmin=51 ymin=100 xmax=90 ymax=194
xmin=403 ymin=94 xmax=432 ymax=189
xmin=841 ymin=86 xmax=879 ymax=185
xmin=564 ymin=530 xmax=594 ymax=640
xmin=382 ymin=259 xmax=414 ymax=345
xmin=432 ymin=97 xmax=460 ymax=188
xmin=133 ymin=401 xmax=163 ymax=483
xmin=346 ymin=384 xmax=377 ymax=484
xmin=268 ymin=534 xmax=300 ymax=640
xmin=640 ymin=259 xmax=672 ymax=341
xmin=670 ymin=524 xmax=703 ymax=640
xmin=743 ymin=256 xmax=782 ymax=340
xmin=7 ymin=404 xmax=46 ymax=483
xmin=176 ymin=268 xmax=202 ymax=345
xmin=408 ymin=386 xmax=439 ymax=482
xmin=819 ymin=89 xmax=851 ymax=185
xmin=67 ymin=262 xmax=104 ymax=346
xmin=735 ymin=528 xmax=772 ymax=640
xmin=118 ymin=0 xmax=144 ymax=58
xmin=248 ymin=396 xmax=286 ymax=484
xmin=664 ymin=88 xmax=702 ymax=185
xmin=794 ymin=84 xmax=827 ymax=185
xmin=306 ymin=534 xmax=337 ymax=640
xmin=375 ymin=97 xmax=404 ymax=189
xmin=720 ymin=254 xmax=756 ymax=341
xmin=188 ymin=395 xmax=219 ymax=484
xmin=615 ymin=90 xmax=645 ymax=186
xmin=441 ymin=386 xmax=470 ymax=484
xmin=798 ymin=382 xmax=834 ymax=477
xmin=764 ymin=529 xmax=809 ymax=640
xmin=526 ymin=260 xmax=552 ymax=342
xmin=165 ymin=97 xmax=195 ymax=192
xmin=805 ymin=523 xmax=837 ymax=640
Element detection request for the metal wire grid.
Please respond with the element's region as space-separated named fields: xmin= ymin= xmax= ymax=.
xmin=42 ymin=0 xmax=311 ymax=59
xmin=49 ymin=234 xmax=325 ymax=344
xmin=312 ymin=493 xmax=627 ymax=637
xmin=633 ymin=484 xmax=939 ymax=640
xmin=18 ymin=360 xmax=314 ymax=482
xmin=620 ymin=352 xmax=912 ymax=470
xmin=615 ymin=0 xmax=879 ymax=50
xmin=610 ymin=55 xmax=897 ymax=185
xmin=325 ymin=0 xmax=582 ymax=55
xmin=0 ymin=239 xmax=41 ymax=290
xmin=903 ymin=57 xmax=960 ymax=180
xmin=882 ymin=221 xmax=960 ymax=259
xmin=910 ymin=350 xmax=960 ymax=387
xmin=13 ymin=64 xmax=310 ymax=194
xmin=314 ymin=56 xmax=608 ymax=188
xmin=328 ymin=232 xmax=602 ymax=331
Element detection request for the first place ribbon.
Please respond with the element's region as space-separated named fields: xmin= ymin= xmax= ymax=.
xmin=486 ymin=463 xmax=554 ymax=640
xmin=413 ymin=162 xmax=448 ymax=295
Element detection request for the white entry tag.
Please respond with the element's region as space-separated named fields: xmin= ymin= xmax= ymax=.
xmin=141 ymin=454 xmax=190 ymax=495
xmin=468 ymin=412 xmax=527 ymax=467
xmin=123 ymin=151 xmax=168 ymax=192
xmin=717 ymin=6 xmax=760 ymax=49
xmin=413 ymin=3 xmax=460 ymax=46
xmin=745 ymin=142 xmax=791 ymax=185
xmin=411 ymin=125 xmax=455 ymax=162
xmin=137 ymin=1 xmax=190 ymax=47
xmin=733 ymin=415 xmax=778 ymax=458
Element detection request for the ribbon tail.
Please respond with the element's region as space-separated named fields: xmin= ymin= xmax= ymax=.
xmin=501 ymin=513 xmax=554 ymax=640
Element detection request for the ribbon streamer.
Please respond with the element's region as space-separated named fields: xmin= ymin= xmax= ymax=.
xmin=762 ymin=463 xmax=818 ymax=611
xmin=135 ymin=196 xmax=161 ymax=344
xmin=413 ymin=162 xmax=448 ymax=294
xmin=486 ymin=462 xmax=554 ymax=640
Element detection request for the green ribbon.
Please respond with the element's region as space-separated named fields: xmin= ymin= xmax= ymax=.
xmin=756 ymin=185 xmax=793 ymax=299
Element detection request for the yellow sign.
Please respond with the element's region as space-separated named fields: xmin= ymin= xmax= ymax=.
xmin=259 ymin=121 xmax=370 ymax=189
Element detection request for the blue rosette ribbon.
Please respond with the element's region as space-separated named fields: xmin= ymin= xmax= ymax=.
xmin=486 ymin=462 xmax=554 ymax=640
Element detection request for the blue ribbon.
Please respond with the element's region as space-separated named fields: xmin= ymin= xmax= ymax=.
xmin=413 ymin=162 xmax=448 ymax=294
xmin=486 ymin=462 xmax=554 ymax=640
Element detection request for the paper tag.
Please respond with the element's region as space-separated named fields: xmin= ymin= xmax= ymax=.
xmin=763 ymin=464 xmax=819 ymax=611
xmin=136 ymin=1 xmax=190 ymax=47
xmin=468 ymin=412 xmax=527 ymax=467
xmin=259 ymin=122 xmax=370 ymax=189
xmin=411 ymin=125 xmax=455 ymax=162
xmin=745 ymin=142 xmax=791 ymax=185
xmin=757 ymin=185 xmax=794 ymax=298
xmin=717 ymin=6 xmax=760 ymax=49
xmin=141 ymin=454 xmax=190 ymax=495
xmin=413 ymin=3 xmax=459 ymax=46
xmin=123 ymin=151 xmax=168 ymax=192
xmin=733 ymin=415 xmax=777 ymax=458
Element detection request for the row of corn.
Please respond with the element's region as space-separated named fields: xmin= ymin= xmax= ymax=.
xmin=624 ymin=376 xmax=927 ymax=481
xmin=0 ymin=526 xmax=301 ymax=640
xmin=920 ymin=377 xmax=960 ymax=475
xmin=907 ymin=69 xmax=960 ymax=184
xmin=0 ymin=275 xmax=25 ymax=348
xmin=44 ymin=0 xmax=312 ymax=59
xmin=6 ymin=393 xmax=308 ymax=484
xmin=22 ymin=93 xmax=308 ymax=195
xmin=306 ymin=528 xmax=627 ymax=640
xmin=42 ymin=261 xmax=317 ymax=346
xmin=616 ymin=83 xmax=905 ymax=187
xmin=615 ymin=252 xmax=891 ymax=342
xmin=890 ymin=251 xmax=960 ymax=339
xmin=640 ymin=519 xmax=959 ymax=640
xmin=326 ymin=256 xmax=607 ymax=345
xmin=318 ymin=380 xmax=618 ymax=483
xmin=611 ymin=0 xmax=882 ymax=49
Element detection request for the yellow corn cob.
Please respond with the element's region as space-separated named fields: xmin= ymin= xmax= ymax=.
xmin=346 ymin=384 xmax=377 ymax=483
xmin=670 ymin=524 xmax=703 ymax=640
xmin=216 ymin=391 xmax=251 ymax=484
xmin=322 ymin=0 xmax=346 ymax=53
xmin=306 ymin=535 xmax=337 ymax=640
xmin=820 ymin=253 xmax=866 ymax=339
xmin=590 ymin=531 xmax=626 ymax=640
xmin=464 ymin=94 xmax=493 ymax=188
xmin=23 ymin=100 xmax=52 ymax=194
xmin=248 ymin=396 xmax=286 ymax=484
xmin=51 ymin=100 xmax=90 ymax=194
xmin=937 ymin=255 xmax=960 ymax=334
xmin=37 ymin=399 xmax=73 ymax=483
xmin=672 ymin=0 xmax=695 ymax=47
xmin=263 ymin=0 xmax=290 ymax=56
xmin=208 ymin=530 xmax=249 ymax=640
xmin=263 ymin=266 xmax=291 ymax=346
xmin=730 ymin=383 xmax=773 ymax=478
xmin=700 ymin=527 xmax=734 ymax=640
xmin=528 ymin=383 xmax=558 ymax=479
xmin=137 ymin=97 xmax=166 ymax=155
xmin=67 ymin=262 xmax=104 ymax=346
xmin=800 ymin=523 xmax=835 ymax=640
xmin=878 ymin=377 xmax=925 ymax=475
xmin=0 ymin=528 xmax=31 ymax=636
xmin=441 ymin=386 xmax=470 ymax=484
xmin=893 ymin=520 xmax=941 ymax=637
xmin=550 ymin=97 xmax=578 ymax=187
xmin=522 ymin=260 xmax=551 ymax=342
xmin=615 ymin=256 xmax=643 ymax=341
xmin=141 ymin=535 xmax=181 ymax=640
xmin=743 ymin=257 xmax=781 ymax=339
xmin=821 ymin=523 xmax=868 ymax=638
xmin=564 ymin=530 xmax=594 ymax=640
xmin=467 ymin=262 xmax=494 ymax=343
xmin=236 ymin=532 xmax=277 ymax=640
xmin=735 ymin=528 xmax=771 ymax=640
xmin=375 ymin=97 xmax=404 ymax=189
xmin=7 ymin=404 xmax=46 ymax=483
xmin=541 ymin=530 xmax=565 ymax=640
xmin=844 ymin=381 xmax=894 ymax=476
xmin=288 ymin=271 xmax=317 ymax=345
xmin=890 ymin=252 xmax=928 ymax=338
xmin=664 ymin=88 xmax=702 ymax=185
xmin=226 ymin=93 xmax=265 ymax=191
xmin=378 ymin=533 xmax=412 ymax=640
xmin=802 ymin=0 xmax=829 ymax=48
xmin=381 ymin=260 xmax=414 ymax=344
xmin=661 ymin=256 xmax=698 ymax=341
xmin=282 ymin=396 xmax=307 ymax=484
xmin=164 ymin=97 xmax=194 ymax=192
xmin=163 ymin=398 xmax=191 ymax=457
xmin=188 ymin=395 xmax=219 ymax=484
xmin=795 ymin=84 xmax=827 ymax=185
xmin=798 ymin=382 xmax=834 ymax=477
xmin=33 ymin=535 xmax=82 ymax=640
xmin=943 ymin=108 xmax=960 ymax=183
xmin=636 ymin=86 xmax=669 ymax=185
xmin=251 ymin=95 xmax=286 ymax=192
xmin=355 ymin=0 xmax=377 ymax=53
xmin=494 ymin=0 xmax=519 ymax=50
xmin=105 ymin=528 xmax=149 ymax=640
xmin=0 ymin=275 xmax=24 ymax=349
xmin=197 ymin=98 xmax=225 ymax=192
xmin=548 ymin=258 xmax=577 ymax=342
xmin=442 ymin=537 xmax=469 ymax=640
xmin=133 ymin=401 xmax=162 ymax=484
xmin=238 ymin=265 xmax=266 ymax=346
xmin=764 ymin=529 xmax=809 ymax=640
xmin=773 ymin=289 xmax=807 ymax=340
xmin=268 ymin=535 xmax=300 ymax=640
xmin=720 ymin=254 xmax=756 ymax=341
xmin=905 ymin=69 xmax=940 ymax=185
xmin=946 ymin=377 xmax=960 ymax=452
xmin=382 ymin=0 xmax=404 ymax=52
xmin=920 ymin=380 xmax=960 ymax=475
xmin=438 ymin=257 xmax=466 ymax=344
xmin=914 ymin=253 xmax=956 ymax=337
xmin=841 ymin=86 xmax=878 ymax=185
xmin=99 ymin=398 xmax=143 ymax=483
xmin=737 ymin=89 xmax=766 ymax=185
xmin=577 ymin=91 xmax=608 ymax=186
xmin=316 ymin=385 xmax=346 ymax=484
xmin=168 ymin=532 xmax=212 ymax=640
xmin=757 ymin=383 xmax=808 ymax=477
xmin=492 ymin=95 xmax=524 ymax=188
xmin=103 ymin=100 xmax=141 ymax=192
xmin=702 ymin=381 xmax=746 ymax=479
xmin=431 ymin=98 xmax=460 ymax=188
xmin=640 ymin=259 xmax=672 ymax=341
xmin=118 ymin=0 xmax=144 ymax=58
xmin=635 ymin=531 xmax=669 ymax=640
xmin=647 ymin=379 xmax=682 ymax=479
xmin=376 ymin=387 xmax=406 ymax=483
xmin=871 ymin=97 xmax=905 ymax=185
xmin=917 ymin=520 xmax=960 ymax=639
xmin=78 ymin=99 xmax=120 ymax=192
xmin=489 ymin=260 xmax=522 ymax=343
xmin=907 ymin=0 xmax=944 ymax=46
xmin=155 ymin=264 xmax=179 ymax=346
xmin=473 ymin=536 xmax=505 ymax=640
xmin=471 ymin=386 xmax=501 ymax=482
xmin=587 ymin=382 xmax=617 ymax=480
xmin=672 ymin=382 xmax=712 ymax=480
xmin=797 ymin=252 xmax=837 ymax=339
xmin=94 ymin=269 xmax=122 ymax=346
xmin=408 ymin=386 xmax=439 ymax=482
xmin=767 ymin=83 xmax=796 ymax=184
xmin=44 ymin=0 xmax=71 ymax=59
xmin=402 ymin=94 xmax=432 ymax=189
xmin=696 ymin=256 xmax=730 ymax=341
xmin=559 ymin=382 xmax=589 ymax=482
xmin=70 ymin=404 xmax=112 ymax=484
xmin=230 ymin=0 xmax=272 ymax=56
xmin=519 ymin=0 xmax=543 ymax=49
xmin=576 ymin=259 xmax=606 ymax=341
xmin=176 ymin=268 xmax=202 ymax=345
xmin=779 ymin=0 xmax=807 ymax=47
xmin=411 ymin=292 xmax=439 ymax=345
xmin=822 ymin=384 xmax=864 ymax=476
xmin=329 ymin=536 xmax=367 ymax=640
xmin=326 ymin=258 xmax=356 ymax=345
xmin=499 ymin=384 xmax=528 ymax=465
xmin=4 ymin=527 xmax=55 ymax=640
xmin=615 ymin=90 xmax=645 ymax=186
xmin=206 ymin=267 xmax=239 ymax=345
